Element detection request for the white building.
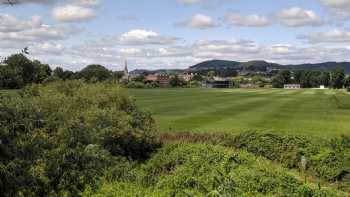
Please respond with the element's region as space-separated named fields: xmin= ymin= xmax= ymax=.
xmin=284 ymin=84 xmax=301 ymax=89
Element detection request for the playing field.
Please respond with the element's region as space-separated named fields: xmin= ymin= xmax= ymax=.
xmin=129 ymin=88 xmax=350 ymax=137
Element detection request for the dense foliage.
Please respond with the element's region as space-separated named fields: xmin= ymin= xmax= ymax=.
xmin=272 ymin=69 xmax=347 ymax=88
xmin=0 ymin=81 xmax=159 ymax=196
xmin=232 ymin=132 xmax=350 ymax=191
xmin=84 ymin=144 xmax=344 ymax=196
xmin=0 ymin=54 xmax=51 ymax=89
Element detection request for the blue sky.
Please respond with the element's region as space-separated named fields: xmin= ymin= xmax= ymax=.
xmin=1 ymin=0 xmax=350 ymax=71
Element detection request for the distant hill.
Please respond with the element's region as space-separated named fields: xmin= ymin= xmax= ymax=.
xmin=129 ymin=60 xmax=350 ymax=74
xmin=189 ymin=60 xmax=350 ymax=73
xmin=285 ymin=62 xmax=350 ymax=73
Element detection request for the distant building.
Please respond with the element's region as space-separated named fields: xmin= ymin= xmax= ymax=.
xmin=284 ymin=84 xmax=301 ymax=89
xmin=202 ymin=77 xmax=233 ymax=88
xmin=157 ymin=74 xmax=170 ymax=87
xmin=145 ymin=73 xmax=170 ymax=87
xmin=347 ymin=86 xmax=350 ymax=92
xmin=240 ymin=83 xmax=257 ymax=89
xmin=121 ymin=59 xmax=129 ymax=82
xmin=145 ymin=74 xmax=158 ymax=82
xmin=319 ymin=85 xmax=326 ymax=89
xmin=179 ymin=73 xmax=194 ymax=82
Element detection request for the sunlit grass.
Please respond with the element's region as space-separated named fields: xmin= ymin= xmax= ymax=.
xmin=129 ymin=88 xmax=350 ymax=137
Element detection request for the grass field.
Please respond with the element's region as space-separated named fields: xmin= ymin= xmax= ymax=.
xmin=129 ymin=88 xmax=350 ymax=137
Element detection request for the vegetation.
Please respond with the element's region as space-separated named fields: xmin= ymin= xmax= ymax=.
xmin=0 ymin=81 xmax=159 ymax=196
xmin=232 ymin=132 xmax=350 ymax=190
xmin=1 ymin=53 xmax=350 ymax=196
xmin=272 ymin=69 xmax=347 ymax=88
xmin=0 ymin=54 xmax=51 ymax=89
xmin=84 ymin=143 xmax=346 ymax=196
xmin=129 ymin=88 xmax=350 ymax=136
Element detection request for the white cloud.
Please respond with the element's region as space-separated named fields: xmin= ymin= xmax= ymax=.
xmin=277 ymin=7 xmax=323 ymax=27
xmin=176 ymin=14 xmax=220 ymax=29
xmin=0 ymin=14 xmax=42 ymax=32
xmin=224 ymin=13 xmax=270 ymax=27
xmin=36 ymin=42 xmax=65 ymax=54
xmin=320 ymin=0 xmax=350 ymax=20
xmin=320 ymin=0 xmax=350 ymax=8
xmin=117 ymin=29 xmax=179 ymax=45
xmin=177 ymin=0 xmax=202 ymax=5
xmin=0 ymin=14 xmax=73 ymax=43
xmin=69 ymin=0 xmax=101 ymax=7
xmin=52 ymin=4 xmax=96 ymax=22
xmin=299 ymin=28 xmax=350 ymax=43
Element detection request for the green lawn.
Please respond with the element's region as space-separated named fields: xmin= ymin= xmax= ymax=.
xmin=129 ymin=88 xmax=350 ymax=137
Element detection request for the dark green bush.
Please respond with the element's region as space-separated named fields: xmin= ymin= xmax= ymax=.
xmin=0 ymin=81 xmax=159 ymax=196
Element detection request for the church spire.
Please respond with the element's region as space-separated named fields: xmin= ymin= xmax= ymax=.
xmin=122 ymin=58 xmax=129 ymax=82
xmin=124 ymin=59 xmax=128 ymax=74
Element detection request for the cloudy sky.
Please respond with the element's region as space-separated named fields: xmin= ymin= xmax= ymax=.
xmin=1 ymin=0 xmax=350 ymax=71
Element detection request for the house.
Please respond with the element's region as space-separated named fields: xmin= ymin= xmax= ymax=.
xmin=179 ymin=73 xmax=194 ymax=82
xmin=202 ymin=77 xmax=233 ymax=88
xmin=284 ymin=84 xmax=301 ymax=89
xmin=145 ymin=73 xmax=170 ymax=87
xmin=319 ymin=85 xmax=326 ymax=89
xmin=157 ymin=74 xmax=170 ymax=87
xmin=347 ymin=86 xmax=350 ymax=92
xmin=145 ymin=74 xmax=158 ymax=82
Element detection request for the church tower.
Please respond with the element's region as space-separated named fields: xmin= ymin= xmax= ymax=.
xmin=122 ymin=59 xmax=129 ymax=82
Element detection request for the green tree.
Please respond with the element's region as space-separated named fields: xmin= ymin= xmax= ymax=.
xmin=344 ymin=76 xmax=350 ymax=88
xmin=330 ymin=69 xmax=345 ymax=89
xmin=207 ymin=70 xmax=216 ymax=79
xmin=169 ymin=75 xmax=186 ymax=87
xmin=78 ymin=64 xmax=112 ymax=82
xmin=53 ymin=67 xmax=65 ymax=79
xmin=272 ymin=70 xmax=291 ymax=88
xmin=320 ymin=72 xmax=330 ymax=87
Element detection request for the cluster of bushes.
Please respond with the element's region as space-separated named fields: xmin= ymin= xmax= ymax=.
xmin=0 ymin=54 xmax=52 ymax=89
xmin=84 ymin=144 xmax=343 ymax=196
xmin=232 ymin=132 xmax=350 ymax=191
xmin=0 ymin=81 xmax=159 ymax=196
xmin=0 ymin=54 xmax=125 ymax=89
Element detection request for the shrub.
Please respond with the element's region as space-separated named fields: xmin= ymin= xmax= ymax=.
xmin=86 ymin=144 xmax=344 ymax=197
xmin=0 ymin=81 xmax=159 ymax=196
xmin=231 ymin=132 xmax=350 ymax=189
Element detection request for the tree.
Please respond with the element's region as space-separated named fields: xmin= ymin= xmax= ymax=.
xmin=207 ymin=70 xmax=216 ymax=79
xmin=32 ymin=60 xmax=52 ymax=83
xmin=5 ymin=53 xmax=34 ymax=84
xmin=192 ymin=74 xmax=203 ymax=82
xmin=132 ymin=74 xmax=146 ymax=82
xmin=320 ymin=72 xmax=330 ymax=87
xmin=78 ymin=64 xmax=112 ymax=82
xmin=169 ymin=75 xmax=186 ymax=87
xmin=53 ymin=67 xmax=65 ymax=79
xmin=330 ymin=69 xmax=345 ymax=89
xmin=344 ymin=76 xmax=350 ymax=88
xmin=272 ymin=70 xmax=291 ymax=88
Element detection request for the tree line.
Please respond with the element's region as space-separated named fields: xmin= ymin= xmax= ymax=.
xmin=0 ymin=53 xmax=123 ymax=89
xmin=272 ymin=69 xmax=350 ymax=89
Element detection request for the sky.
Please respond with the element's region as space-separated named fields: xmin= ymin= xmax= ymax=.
xmin=1 ymin=0 xmax=350 ymax=71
